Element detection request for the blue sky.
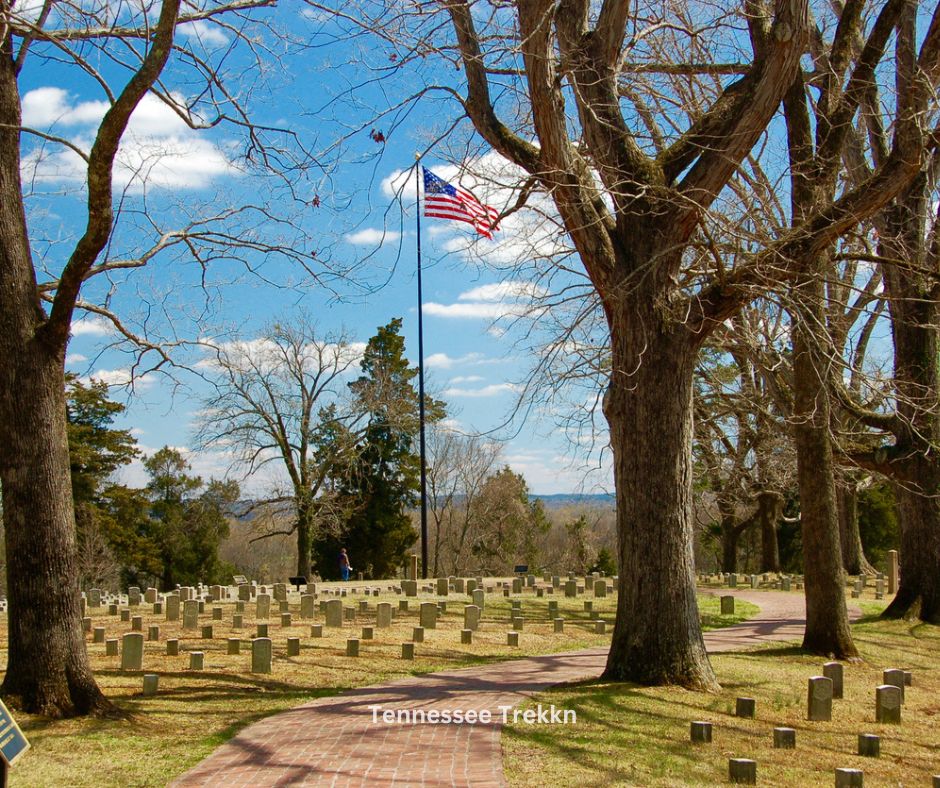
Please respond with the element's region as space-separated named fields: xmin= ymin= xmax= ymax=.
xmin=16 ymin=3 xmax=617 ymax=495
xmin=19 ymin=0 xmax=898 ymax=499
xmin=21 ymin=91 xmax=613 ymax=495
xmin=61 ymin=188 xmax=613 ymax=494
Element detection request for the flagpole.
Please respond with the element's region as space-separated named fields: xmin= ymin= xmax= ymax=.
xmin=415 ymin=159 xmax=429 ymax=581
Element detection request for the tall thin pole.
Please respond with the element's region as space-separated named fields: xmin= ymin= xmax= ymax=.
xmin=415 ymin=162 xmax=429 ymax=580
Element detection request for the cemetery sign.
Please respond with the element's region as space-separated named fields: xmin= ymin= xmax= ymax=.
xmin=0 ymin=699 xmax=29 ymax=767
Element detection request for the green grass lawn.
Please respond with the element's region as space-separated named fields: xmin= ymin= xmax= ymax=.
xmin=0 ymin=585 xmax=762 ymax=787
xmin=503 ymin=602 xmax=940 ymax=787
xmin=4 ymin=582 xmax=741 ymax=787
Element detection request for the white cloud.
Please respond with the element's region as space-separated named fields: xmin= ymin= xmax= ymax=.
xmin=70 ymin=316 xmax=112 ymax=336
xmin=458 ymin=282 xmax=546 ymax=302
xmin=177 ymin=19 xmax=230 ymax=47
xmin=443 ymin=383 xmax=517 ymax=398
xmin=344 ymin=228 xmax=401 ymax=246
xmin=423 ymin=301 xmax=507 ymax=319
xmin=20 ymin=89 xmax=238 ymax=191
xmin=197 ymin=338 xmax=365 ymax=376
xmin=83 ymin=367 xmax=154 ymax=389
xmin=423 ymin=280 xmax=549 ymax=322
xmin=22 ymin=87 xmax=108 ymax=128
xmin=424 ymin=351 xmax=486 ymax=369
xmin=65 ymin=352 xmax=88 ymax=365
xmin=449 ymin=375 xmax=484 ymax=384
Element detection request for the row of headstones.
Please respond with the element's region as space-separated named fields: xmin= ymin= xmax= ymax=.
xmin=734 ymin=663 xmax=911 ymax=724
xmin=117 ymin=632 xmax=280 ymax=672
xmin=398 ymin=577 xmax=614 ymax=599
xmin=118 ymin=616 xmax=538 ymax=681
xmin=721 ymin=757 xmax=932 ymax=786
xmin=696 ymin=725 xmax=928 ymax=785
xmin=83 ymin=572 xmax=616 ymax=614
xmin=849 ymin=574 xmax=891 ymax=600
xmin=85 ymin=588 xmax=612 ymax=645
xmin=702 ymin=574 xmax=803 ymax=592
xmin=85 ymin=583 xmax=298 ymax=610
xmin=127 ymin=628 xmax=529 ymax=698
xmin=82 ymin=574 xmax=617 ymax=644
xmin=693 ymin=663 xmax=916 ymax=784
xmin=110 ymin=594 xmax=608 ymax=675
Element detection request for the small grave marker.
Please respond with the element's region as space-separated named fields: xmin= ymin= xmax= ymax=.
xmin=875 ymin=685 xmax=901 ymax=723
xmin=857 ymin=733 xmax=879 ymax=757
xmin=773 ymin=727 xmax=795 ymax=749
xmin=835 ymin=768 xmax=864 ymax=787
xmin=728 ymin=758 xmax=756 ymax=784
xmin=142 ymin=674 xmax=159 ymax=696
xmin=823 ymin=662 xmax=843 ymax=699
xmin=251 ymin=638 xmax=273 ymax=673
xmin=121 ymin=633 xmax=144 ymax=671
xmin=807 ymin=676 xmax=833 ymax=721
xmin=735 ymin=697 xmax=756 ymax=719
xmin=690 ymin=721 xmax=712 ymax=743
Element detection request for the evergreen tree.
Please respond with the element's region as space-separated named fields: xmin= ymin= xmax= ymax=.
xmin=144 ymin=447 xmax=238 ymax=588
xmin=65 ymin=375 xmax=147 ymax=588
xmin=312 ymin=319 xmax=443 ymax=579
xmin=857 ymin=483 xmax=900 ymax=573
xmin=66 ymin=375 xmax=139 ymax=508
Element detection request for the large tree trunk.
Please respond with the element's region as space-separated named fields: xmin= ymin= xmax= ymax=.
xmin=0 ymin=351 xmax=110 ymax=716
xmin=836 ymin=482 xmax=875 ymax=575
xmin=791 ymin=286 xmax=858 ymax=658
xmin=0 ymin=44 xmax=110 ymax=717
xmin=757 ymin=491 xmax=783 ymax=573
xmin=718 ymin=494 xmax=742 ymax=573
xmin=879 ymin=172 xmax=940 ymax=623
xmin=721 ymin=520 xmax=740 ymax=574
xmin=604 ymin=318 xmax=717 ymax=690
xmin=296 ymin=497 xmax=313 ymax=578
xmin=887 ymin=464 xmax=940 ymax=622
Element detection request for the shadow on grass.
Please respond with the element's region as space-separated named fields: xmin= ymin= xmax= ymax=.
xmin=503 ymin=680 xmax=729 ymax=785
xmin=716 ymin=644 xmax=808 ymax=659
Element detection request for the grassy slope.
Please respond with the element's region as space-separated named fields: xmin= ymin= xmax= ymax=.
xmin=503 ymin=600 xmax=940 ymax=787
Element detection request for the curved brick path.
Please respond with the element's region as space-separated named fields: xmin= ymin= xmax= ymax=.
xmin=171 ymin=590 xmax=813 ymax=787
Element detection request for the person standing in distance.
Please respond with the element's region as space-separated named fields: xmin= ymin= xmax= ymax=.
xmin=339 ymin=548 xmax=352 ymax=581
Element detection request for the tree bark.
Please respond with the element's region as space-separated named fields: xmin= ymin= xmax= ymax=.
xmin=888 ymin=465 xmax=940 ymax=622
xmin=836 ymin=482 xmax=875 ymax=575
xmin=791 ymin=282 xmax=858 ymax=657
xmin=717 ymin=492 xmax=745 ymax=573
xmin=604 ymin=318 xmax=717 ymax=690
xmin=721 ymin=520 xmax=740 ymax=574
xmin=878 ymin=169 xmax=940 ymax=623
xmin=757 ymin=491 xmax=783 ymax=573
xmin=296 ymin=497 xmax=313 ymax=578
xmin=0 ymin=37 xmax=111 ymax=717
xmin=0 ymin=352 xmax=111 ymax=717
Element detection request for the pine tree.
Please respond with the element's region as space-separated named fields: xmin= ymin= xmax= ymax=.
xmin=313 ymin=319 xmax=443 ymax=579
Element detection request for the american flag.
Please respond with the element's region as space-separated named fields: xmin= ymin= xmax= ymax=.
xmin=422 ymin=167 xmax=499 ymax=239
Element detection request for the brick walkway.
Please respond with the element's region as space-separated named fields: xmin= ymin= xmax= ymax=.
xmin=171 ymin=590 xmax=810 ymax=787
